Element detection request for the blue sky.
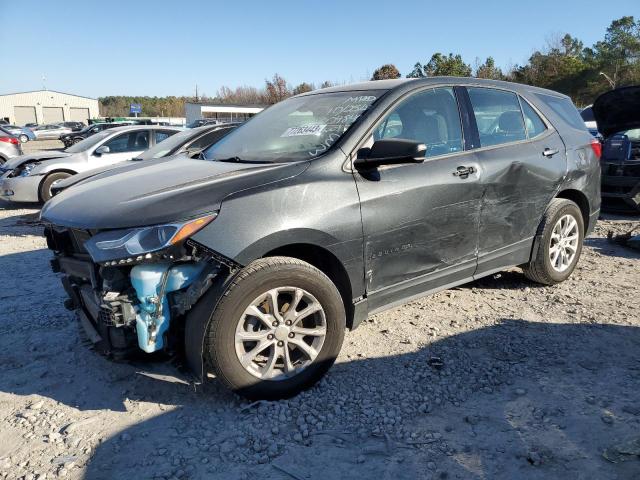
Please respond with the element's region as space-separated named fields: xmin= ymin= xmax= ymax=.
xmin=1 ymin=0 xmax=636 ymax=98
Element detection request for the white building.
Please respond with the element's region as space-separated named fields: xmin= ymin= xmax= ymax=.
xmin=185 ymin=102 xmax=265 ymax=124
xmin=0 ymin=90 xmax=100 ymax=126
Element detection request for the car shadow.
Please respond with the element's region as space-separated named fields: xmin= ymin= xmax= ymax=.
xmin=584 ymin=237 xmax=640 ymax=259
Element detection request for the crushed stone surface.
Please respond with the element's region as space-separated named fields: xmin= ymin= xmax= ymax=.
xmin=1 ymin=201 xmax=639 ymax=480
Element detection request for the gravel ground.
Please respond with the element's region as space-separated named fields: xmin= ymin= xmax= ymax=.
xmin=0 ymin=201 xmax=639 ymax=480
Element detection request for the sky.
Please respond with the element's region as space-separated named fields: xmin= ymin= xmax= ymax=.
xmin=1 ymin=0 xmax=636 ymax=98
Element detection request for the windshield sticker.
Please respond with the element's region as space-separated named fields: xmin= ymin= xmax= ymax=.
xmin=281 ymin=124 xmax=327 ymax=137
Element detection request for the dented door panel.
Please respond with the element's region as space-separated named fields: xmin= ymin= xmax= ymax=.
xmin=474 ymin=132 xmax=567 ymax=274
xmin=355 ymin=152 xmax=483 ymax=302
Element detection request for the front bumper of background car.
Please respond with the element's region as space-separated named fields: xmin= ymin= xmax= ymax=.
xmin=0 ymin=172 xmax=43 ymax=202
xmin=601 ymin=161 xmax=640 ymax=211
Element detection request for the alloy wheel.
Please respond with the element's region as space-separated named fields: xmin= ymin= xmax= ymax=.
xmin=235 ymin=287 xmax=327 ymax=381
xmin=549 ymin=214 xmax=579 ymax=273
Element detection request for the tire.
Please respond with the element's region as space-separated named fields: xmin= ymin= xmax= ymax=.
xmin=19 ymin=134 xmax=29 ymax=143
xmin=523 ymin=198 xmax=584 ymax=285
xmin=39 ymin=172 xmax=72 ymax=203
xmin=204 ymin=257 xmax=346 ymax=400
xmin=72 ymin=137 xmax=83 ymax=144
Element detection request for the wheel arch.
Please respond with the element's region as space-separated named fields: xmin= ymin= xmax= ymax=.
xmin=264 ymin=243 xmax=356 ymax=329
xmin=555 ymin=189 xmax=589 ymax=234
xmin=38 ymin=169 xmax=77 ymax=201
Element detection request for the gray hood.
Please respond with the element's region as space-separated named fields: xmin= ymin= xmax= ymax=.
xmin=41 ymin=156 xmax=308 ymax=229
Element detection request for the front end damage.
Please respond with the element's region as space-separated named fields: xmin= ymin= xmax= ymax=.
xmin=44 ymin=223 xmax=232 ymax=373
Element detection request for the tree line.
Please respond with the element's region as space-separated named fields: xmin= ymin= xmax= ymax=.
xmin=372 ymin=16 xmax=639 ymax=107
xmin=99 ymin=15 xmax=638 ymax=116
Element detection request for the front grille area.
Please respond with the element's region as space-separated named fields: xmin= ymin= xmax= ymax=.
xmin=45 ymin=225 xmax=92 ymax=256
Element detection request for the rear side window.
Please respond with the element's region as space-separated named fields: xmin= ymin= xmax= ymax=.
xmin=520 ymin=99 xmax=547 ymax=138
xmin=467 ymin=88 xmax=526 ymax=147
xmin=189 ymin=128 xmax=234 ymax=149
xmin=374 ymin=87 xmax=464 ymax=158
xmin=580 ymin=107 xmax=595 ymax=122
xmin=155 ymin=130 xmax=176 ymax=144
xmin=537 ymin=94 xmax=586 ymax=131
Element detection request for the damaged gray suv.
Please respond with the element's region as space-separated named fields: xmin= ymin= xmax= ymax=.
xmin=42 ymin=78 xmax=601 ymax=399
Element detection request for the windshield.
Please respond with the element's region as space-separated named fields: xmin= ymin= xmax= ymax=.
xmin=65 ymin=130 xmax=113 ymax=153
xmin=202 ymin=91 xmax=383 ymax=162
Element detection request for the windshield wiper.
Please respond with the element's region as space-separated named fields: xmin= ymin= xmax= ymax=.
xmin=217 ymin=156 xmax=244 ymax=163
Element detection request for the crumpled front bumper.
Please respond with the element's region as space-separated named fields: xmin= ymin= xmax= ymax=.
xmin=0 ymin=172 xmax=43 ymax=202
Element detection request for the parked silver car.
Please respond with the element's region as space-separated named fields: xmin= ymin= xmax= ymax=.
xmin=32 ymin=124 xmax=73 ymax=140
xmin=0 ymin=125 xmax=181 ymax=202
xmin=0 ymin=126 xmax=23 ymax=164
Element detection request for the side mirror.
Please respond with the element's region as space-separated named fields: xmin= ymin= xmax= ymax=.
xmin=94 ymin=145 xmax=110 ymax=156
xmin=354 ymin=138 xmax=426 ymax=169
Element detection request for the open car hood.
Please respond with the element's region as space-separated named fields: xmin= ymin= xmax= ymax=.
xmin=592 ymin=86 xmax=640 ymax=137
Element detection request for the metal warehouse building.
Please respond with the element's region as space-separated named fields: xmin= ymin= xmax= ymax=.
xmin=0 ymin=90 xmax=100 ymax=126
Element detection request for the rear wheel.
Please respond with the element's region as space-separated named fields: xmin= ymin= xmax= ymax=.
xmin=204 ymin=257 xmax=346 ymax=400
xmin=39 ymin=172 xmax=72 ymax=203
xmin=19 ymin=134 xmax=29 ymax=143
xmin=523 ymin=198 xmax=584 ymax=285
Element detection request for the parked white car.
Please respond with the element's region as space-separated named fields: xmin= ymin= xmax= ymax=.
xmin=33 ymin=124 xmax=72 ymax=140
xmin=0 ymin=125 xmax=181 ymax=202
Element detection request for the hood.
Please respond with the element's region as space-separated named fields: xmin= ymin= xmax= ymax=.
xmin=52 ymin=157 xmax=167 ymax=193
xmin=41 ymin=156 xmax=308 ymax=229
xmin=2 ymin=151 xmax=71 ymax=170
xmin=592 ymin=86 xmax=640 ymax=138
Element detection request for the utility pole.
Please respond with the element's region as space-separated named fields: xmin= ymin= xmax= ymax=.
xmin=42 ymin=74 xmax=47 ymax=90
xmin=195 ymin=84 xmax=199 ymax=102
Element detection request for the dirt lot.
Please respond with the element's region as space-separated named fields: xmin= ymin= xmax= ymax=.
xmin=0 ymin=201 xmax=639 ymax=480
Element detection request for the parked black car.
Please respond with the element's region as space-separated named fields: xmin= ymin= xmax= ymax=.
xmin=593 ymin=86 xmax=640 ymax=212
xmin=61 ymin=121 xmax=86 ymax=132
xmin=52 ymin=123 xmax=238 ymax=196
xmin=42 ymin=78 xmax=600 ymax=399
xmin=59 ymin=122 xmax=133 ymax=148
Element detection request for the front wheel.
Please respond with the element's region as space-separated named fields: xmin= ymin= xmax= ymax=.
xmin=523 ymin=198 xmax=584 ymax=285
xmin=204 ymin=257 xmax=346 ymax=400
xmin=39 ymin=172 xmax=72 ymax=203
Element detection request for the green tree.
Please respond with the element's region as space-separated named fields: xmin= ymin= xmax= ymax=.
xmin=475 ymin=57 xmax=503 ymax=80
xmin=406 ymin=62 xmax=425 ymax=78
xmin=371 ymin=64 xmax=401 ymax=80
xmin=424 ymin=53 xmax=472 ymax=77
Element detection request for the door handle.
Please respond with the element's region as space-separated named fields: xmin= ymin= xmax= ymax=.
xmin=453 ymin=166 xmax=475 ymax=178
xmin=542 ymin=148 xmax=559 ymax=157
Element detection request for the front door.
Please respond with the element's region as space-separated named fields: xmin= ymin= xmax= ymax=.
xmin=90 ymin=130 xmax=150 ymax=168
xmin=354 ymin=87 xmax=483 ymax=311
xmin=463 ymin=87 xmax=568 ymax=275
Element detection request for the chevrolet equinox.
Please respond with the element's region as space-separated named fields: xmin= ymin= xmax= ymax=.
xmin=41 ymin=78 xmax=601 ymax=399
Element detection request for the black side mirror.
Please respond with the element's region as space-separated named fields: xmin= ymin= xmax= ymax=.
xmin=354 ymin=138 xmax=426 ymax=169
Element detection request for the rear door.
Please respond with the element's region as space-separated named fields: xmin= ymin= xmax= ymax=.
xmin=464 ymin=87 xmax=567 ymax=276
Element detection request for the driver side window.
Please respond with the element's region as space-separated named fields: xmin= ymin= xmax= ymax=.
xmin=374 ymin=87 xmax=464 ymax=158
xmin=103 ymin=131 xmax=149 ymax=153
